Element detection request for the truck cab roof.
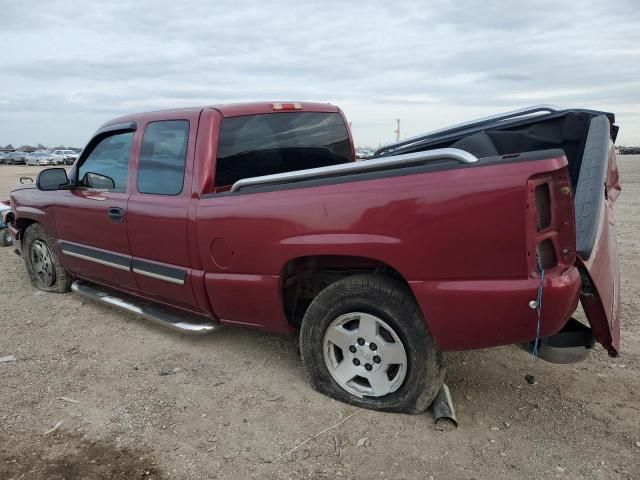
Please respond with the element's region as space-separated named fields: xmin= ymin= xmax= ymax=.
xmin=101 ymin=102 xmax=340 ymax=129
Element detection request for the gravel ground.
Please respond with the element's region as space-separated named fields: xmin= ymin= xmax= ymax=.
xmin=1 ymin=161 xmax=639 ymax=480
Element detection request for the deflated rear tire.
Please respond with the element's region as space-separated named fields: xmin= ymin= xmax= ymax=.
xmin=23 ymin=223 xmax=71 ymax=293
xmin=300 ymin=274 xmax=444 ymax=414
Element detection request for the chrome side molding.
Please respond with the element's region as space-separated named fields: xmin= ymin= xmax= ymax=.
xmin=230 ymin=148 xmax=478 ymax=192
xmin=71 ymin=281 xmax=219 ymax=334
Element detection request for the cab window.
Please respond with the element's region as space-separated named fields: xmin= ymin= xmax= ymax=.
xmin=78 ymin=132 xmax=133 ymax=191
xmin=215 ymin=112 xmax=352 ymax=187
xmin=137 ymin=120 xmax=189 ymax=195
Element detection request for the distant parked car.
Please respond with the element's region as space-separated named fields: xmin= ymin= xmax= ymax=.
xmin=53 ymin=149 xmax=79 ymax=165
xmin=0 ymin=152 xmax=8 ymax=164
xmin=49 ymin=152 xmax=66 ymax=165
xmin=26 ymin=152 xmax=56 ymax=166
xmin=8 ymin=151 xmax=27 ymax=165
xmin=355 ymin=148 xmax=373 ymax=159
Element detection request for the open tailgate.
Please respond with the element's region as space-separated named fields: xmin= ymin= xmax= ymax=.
xmin=573 ymin=114 xmax=621 ymax=356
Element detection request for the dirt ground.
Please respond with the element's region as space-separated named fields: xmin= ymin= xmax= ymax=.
xmin=1 ymin=161 xmax=639 ymax=480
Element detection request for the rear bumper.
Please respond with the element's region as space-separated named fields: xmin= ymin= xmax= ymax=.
xmin=410 ymin=267 xmax=581 ymax=351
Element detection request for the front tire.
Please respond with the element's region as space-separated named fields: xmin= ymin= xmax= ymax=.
xmin=300 ymin=274 xmax=444 ymax=414
xmin=23 ymin=223 xmax=71 ymax=293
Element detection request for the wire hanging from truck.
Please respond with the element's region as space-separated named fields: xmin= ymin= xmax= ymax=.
xmin=525 ymin=267 xmax=545 ymax=384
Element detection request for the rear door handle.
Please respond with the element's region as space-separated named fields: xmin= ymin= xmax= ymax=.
xmin=108 ymin=207 xmax=125 ymax=223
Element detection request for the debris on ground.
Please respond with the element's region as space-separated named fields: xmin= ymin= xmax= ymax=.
xmin=356 ymin=437 xmax=369 ymax=447
xmin=44 ymin=420 xmax=63 ymax=435
xmin=57 ymin=396 xmax=81 ymax=404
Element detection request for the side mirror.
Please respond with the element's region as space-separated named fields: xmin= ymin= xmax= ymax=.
xmin=36 ymin=168 xmax=69 ymax=191
xmin=82 ymin=172 xmax=115 ymax=190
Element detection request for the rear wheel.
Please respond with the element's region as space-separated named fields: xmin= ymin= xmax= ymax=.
xmin=300 ymin=274 xmax=444 ymax=413
xmin=23 ymin=223 xmax=71 ymax=293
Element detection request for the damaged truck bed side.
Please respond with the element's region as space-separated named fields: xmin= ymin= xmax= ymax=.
xmin=375 ymin=105 xmax=621 ymax=358
xmin=7 ymin=103 xmax=621 ymax=413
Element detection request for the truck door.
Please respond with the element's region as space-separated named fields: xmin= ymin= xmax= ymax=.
xmin=55 ymin=125 xmax=138 ymax=291
xmin=126 ymin=111 xmax=203 ymax=313
xmin=573 ymin=114 xmax=622 ymax=356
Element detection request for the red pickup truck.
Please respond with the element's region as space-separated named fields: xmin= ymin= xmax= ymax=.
xmin=7 ymin=102 xmax=621 ymax=413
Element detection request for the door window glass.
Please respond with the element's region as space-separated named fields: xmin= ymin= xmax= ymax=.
xmin=78 ymin=132 xmax=133 ymax=190
xmin=137 ymin=120 xmax=189 ymax=195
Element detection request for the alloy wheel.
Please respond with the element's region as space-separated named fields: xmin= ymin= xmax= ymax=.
xmin=323 ymin=312 xmax=408 ymax=398
xmin=30 ymin=240 xmax=55 ymax=288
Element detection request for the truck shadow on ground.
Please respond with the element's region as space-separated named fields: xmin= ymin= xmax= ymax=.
xmin=0 ymin=432 xmax=166 ymax=480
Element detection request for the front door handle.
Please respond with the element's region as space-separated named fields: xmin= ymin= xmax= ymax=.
xmin=108 ymin=207 xmax=125 ymax=223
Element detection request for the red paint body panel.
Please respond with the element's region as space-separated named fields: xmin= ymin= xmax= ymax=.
xmin=577 ymin=147 xmax=621 ymax=355
xmin=411 ymin=271 xmax=581 ymax=350
xmin=8 ymin=102 xmax=621 ymax=355
xmin=56 ymin=190 xmax=137 ymax=290
xmin=126 ymin=109 xmax=202 ymax=312
xmin=193 ymin=155 xmax=577 ymax=348
xmin=204 ymin=273 xmax=289 ymax=332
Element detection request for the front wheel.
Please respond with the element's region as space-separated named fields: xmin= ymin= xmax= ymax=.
xmin=23 ymin=223 xmax=71 ymax=293
xmin=300 ymin=274 xmax=444 ymax=414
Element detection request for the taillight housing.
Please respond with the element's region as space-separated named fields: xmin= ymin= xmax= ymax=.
xmin=526 ymin=170 xmax=576 ymax=275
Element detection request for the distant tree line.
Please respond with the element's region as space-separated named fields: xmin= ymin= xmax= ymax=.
xmin=1 ymin=143 xmax=80 ymax=152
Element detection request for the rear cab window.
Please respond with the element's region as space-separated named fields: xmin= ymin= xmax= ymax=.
xmin=215 ymin=112 xmax=352 ymax=188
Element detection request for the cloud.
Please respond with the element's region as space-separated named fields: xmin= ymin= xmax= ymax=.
xmin=0 ymin=0 xmax=639 ymax=147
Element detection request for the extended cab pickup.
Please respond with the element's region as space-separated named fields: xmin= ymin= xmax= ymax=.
xmin=8 ymin=102 xmax=621 ymax=413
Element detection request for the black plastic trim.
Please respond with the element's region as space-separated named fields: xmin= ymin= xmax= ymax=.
xmin=95 ymin=122 xmax=137 ymax=136
xmin=203 ymin=149 xmax=566 ymax=198
xmin=375 ymin=108 xmax=615 ymax=157
xmin=574 ymin=115 xmax=609 ymax=259
xmin=60 ymin=241 xmax=131 ymax=269
xmin=131 ymin=259 xmax=187 ymax=283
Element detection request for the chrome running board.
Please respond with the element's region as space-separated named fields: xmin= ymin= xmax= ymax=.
xmin=71 ymin=280 xmax=219 ymax=334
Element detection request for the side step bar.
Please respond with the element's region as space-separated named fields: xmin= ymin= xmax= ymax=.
xmin=71 ymin=280 xmax=220 ymax=334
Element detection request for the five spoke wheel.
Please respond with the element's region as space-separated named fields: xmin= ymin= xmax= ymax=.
xmin=30 ymin=239 xmax=55 ymax=288
xmin=323 ymin=312 xmax=407 ymax=398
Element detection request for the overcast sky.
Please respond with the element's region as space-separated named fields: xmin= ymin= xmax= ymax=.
xmin=1 ymin=0 xmax=639 ymax=148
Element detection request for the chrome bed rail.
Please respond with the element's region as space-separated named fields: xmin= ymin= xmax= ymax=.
xmin=230 ymin=148 xmax=478 ymax=193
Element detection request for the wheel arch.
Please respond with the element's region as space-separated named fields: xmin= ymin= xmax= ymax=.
xmin=280 ymin=254 xmax=418 ymax=328
xmin=14 ymin=217 xmax=39 ymax=243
